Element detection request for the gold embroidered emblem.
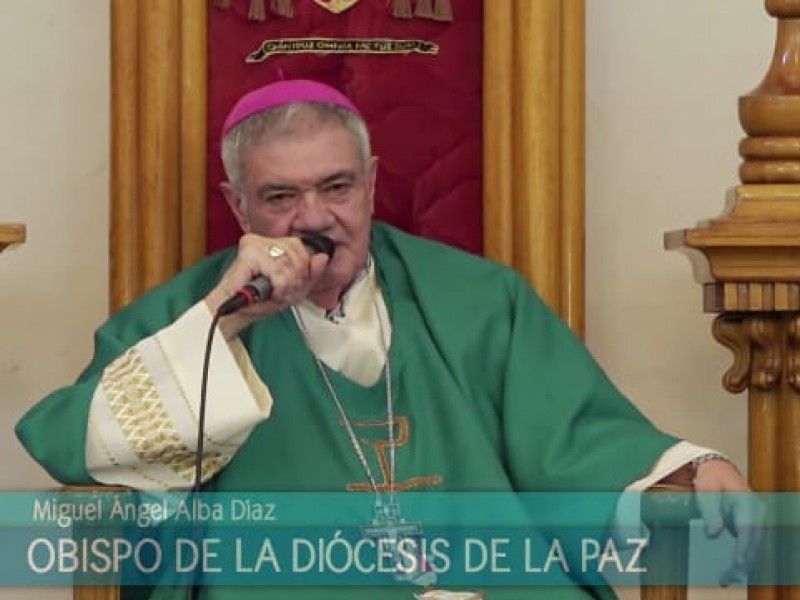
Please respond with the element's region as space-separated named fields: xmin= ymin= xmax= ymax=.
xmin=313 ymin=0 xmax=360 ymax=14
xmin=345 ymin=415 xmax=443 ymax=493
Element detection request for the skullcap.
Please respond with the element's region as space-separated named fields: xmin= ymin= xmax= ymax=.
xmin=221 ymin=79 xmax=361 ymax=137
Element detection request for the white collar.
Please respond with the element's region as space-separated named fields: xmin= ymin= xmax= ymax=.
xmin=301 ymin=254 xmax=374 ymax=324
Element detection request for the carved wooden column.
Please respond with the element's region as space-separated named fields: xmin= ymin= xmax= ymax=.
xmin=665 ymin=1 xmax=800 ymax=597
xmin=110 ymin=0 xmax=207 ymax=311
xmin=484 ymin=0 xmax=585 ymax=334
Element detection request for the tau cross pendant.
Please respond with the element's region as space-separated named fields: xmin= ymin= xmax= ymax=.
xmin=360 ymin=501 xmax=423 ymax=543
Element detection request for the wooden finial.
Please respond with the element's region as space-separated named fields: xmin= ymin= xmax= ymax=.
xmin=739 ymin=0 xmax=800 ymax=183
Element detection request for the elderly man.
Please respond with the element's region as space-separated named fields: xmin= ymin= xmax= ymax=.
xmin=17 ymin=80 xmax=757 ymax=599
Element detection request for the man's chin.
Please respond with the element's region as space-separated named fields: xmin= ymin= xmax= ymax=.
xmin=312 ymin=267 xmax=360 ymax=300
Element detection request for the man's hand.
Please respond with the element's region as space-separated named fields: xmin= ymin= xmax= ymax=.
xmin=205 ymin=234 xmax=330 ymax=339
xmin=692 ymin=458 xmax=765 ymax=586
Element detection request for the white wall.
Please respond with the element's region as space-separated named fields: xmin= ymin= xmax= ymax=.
xmin=586 ymin=1 xmax=773 ymax=481
xmin=0 ymin=0 xmax=108 ymax=595
xmin=0 ymin=1 xmax=778 ymax=599
xmin=586 ymin=3 xmax=774 ymax=599
xmin=0 ymin=0 xmax=110 ymax=482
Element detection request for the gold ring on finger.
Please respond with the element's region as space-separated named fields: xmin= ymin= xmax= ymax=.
xmin=267 ymin=244 xmax=287 ymax=259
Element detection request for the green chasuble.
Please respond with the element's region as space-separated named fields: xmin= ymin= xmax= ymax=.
xmin=16 ymin=221 xmax=677 ymax=600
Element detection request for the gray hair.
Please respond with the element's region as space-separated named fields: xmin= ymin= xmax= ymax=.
xmin=221 ymin=102 xmax=372 ymax=193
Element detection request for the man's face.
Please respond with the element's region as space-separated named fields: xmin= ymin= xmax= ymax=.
xmin=223 ymin=121 xmax=377 ymax=301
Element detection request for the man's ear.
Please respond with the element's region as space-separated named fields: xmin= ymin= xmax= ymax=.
xmin=220 ymin=182 xmax=250 ymax=233
xmin=366 ymin=156 xmax=379 ymax=214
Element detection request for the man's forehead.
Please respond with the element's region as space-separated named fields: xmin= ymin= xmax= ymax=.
xmin=243 ymin=145 xmax=365 ymax=190
xmin=244 ymin=121 xmax=362 ymax=161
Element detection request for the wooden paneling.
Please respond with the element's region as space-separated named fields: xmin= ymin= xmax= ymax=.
xmin=483 ymin=0 xmax=585 ymax=334
xmin=110 ymin=0 xmax=207 ymax=311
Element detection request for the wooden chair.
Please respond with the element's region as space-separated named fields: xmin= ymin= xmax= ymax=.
xmin=640 ymin=483 xmax=697 ymax=600
xmin=68 ymin=1 xmax=704 ymax=598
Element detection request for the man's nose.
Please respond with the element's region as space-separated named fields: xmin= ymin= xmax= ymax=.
xmin=293 ymin=189 xmax=332 ymax=229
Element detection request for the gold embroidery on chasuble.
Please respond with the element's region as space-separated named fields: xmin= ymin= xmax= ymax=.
xmin=344 ymin=415 xmax=443 ymax=492
xmin=101 ymin=349 xmax=224 ymax=484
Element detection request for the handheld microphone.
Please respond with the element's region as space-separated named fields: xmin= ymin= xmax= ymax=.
xmin=216 ymin=232 xmax=335 ymax=317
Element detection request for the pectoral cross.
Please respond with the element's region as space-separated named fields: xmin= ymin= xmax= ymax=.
xmin=360 ymin=502 xmax=436 ymax=586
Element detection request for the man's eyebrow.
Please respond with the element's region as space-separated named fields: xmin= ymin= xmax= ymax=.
xmin=255 ymin=170 xmax=357 ymax=197
xmin=256 ymin=182 xmax=296 ymax=196
xmin=318 ymin=170 xmax=357 ymax=184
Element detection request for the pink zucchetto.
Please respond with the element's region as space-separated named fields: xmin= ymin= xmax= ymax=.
xmin=221 ymin=79 xmax=362 ymax=137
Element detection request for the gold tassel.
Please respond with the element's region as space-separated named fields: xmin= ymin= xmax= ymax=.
xmin=414 ymin=0 xmax=434 ymax=19
xmin=248 ymin=0 xmax=267 ymax=21
xmin=432 ymin=0 xmax=453 ymax=21
xmin=270 ymin=0 xmax=294 ymax=18
xmin=390 ymin=0 xmax=413 ymax=19
xmin=214 ymin=0 xmax=231 ymax=8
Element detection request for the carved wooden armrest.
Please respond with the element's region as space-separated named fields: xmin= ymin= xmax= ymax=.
xmin=60 ymin=486 xmax=130 ymax=600
xmin=60 ymin=485 xmax=130 ymax=493
xmin=640 ymin=481 xmax=697 ymax=600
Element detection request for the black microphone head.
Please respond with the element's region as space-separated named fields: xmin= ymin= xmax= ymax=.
xmin=300 ymin=232 xmax=335 ymax=259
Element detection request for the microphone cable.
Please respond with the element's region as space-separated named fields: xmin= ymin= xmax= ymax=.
xmin=184 ymin=233 xmax=334 ymax=600
xmin=194 ymin=310 xmax=222 ymax=494
xmin=184 ymin=310 xmax=221 ymax=600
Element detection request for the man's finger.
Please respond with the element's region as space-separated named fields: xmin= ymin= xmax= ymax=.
xmin=695 ymin=491 xmax=725 ymax=538
xmin=725 ymin=493 xmax=766 ymax=584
